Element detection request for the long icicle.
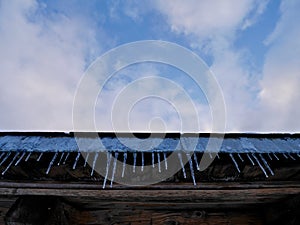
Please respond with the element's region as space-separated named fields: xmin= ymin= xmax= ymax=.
xmin=2 ymin=152 xmax=20 ymax=175
xmin=246 ymin=153 xmax=255 ymax=166
xmin=121 ymin=152 xmax=127 ymax=178
xmin=193 ymin=152 xmax=200 ymax=171
xmin=25 ymin=152 xmax=32 ymax=162
xmin=273 ymin=152 xmax=279 ymax=160
xmin=15 ymin=152 xmax=26 ymax=166
xmin=177 ymin=152 xmax=186 ymax=178
xmin=152 ymin=152 xmax=155 ymax=168
xmin=0 ymin=152 xmax=5 ymax=161
xmin=157 ymin=152 xmax=161 ymax=173
xmin=267 ymin=153 xmax=273 ymax=160
xmin=141 ymin=152 xmax=144 ymax=172
xmin=237 ymin=153 xmax=244 ymax=162
xmin=288 ymin=153 xmax=296 ymax=160
xmin=63 ymin=152 xmax=70 ymax=165
xmin=46 ymin=152 xmax=58 ymax=174
xmin=259 ymin=154 xmax=274 ymax=176
xmin=133 ymin=152 xmax=137 ymax=173
xmin=163 ymin=152 xmax=168 ymax=170
xmin=72 ymin=152 xmax=81 ymax=170
xmin=36 ymin=152 xmax=43 ymax=162
xmin=0 ymin=152 xmax=11 ymax=166
xmin=229 ymin=153 xmax=240 ymax=173
xmin=252 ymin=153 xmax=268 ymax=178
xmin=90 ymin=152 xmax=99 ymax=176
xmin=282 ymin=153 xmax=288 ymax=159
xmin=110 ymin=152 xmax=119 ymax=188
xmin=57 ymin=152 xmax=65 ymax=166
xmin=84 ymin=152 xmax=90 ymax=167
xmin=103 ymin=152 xmax=112 ymax=189
xmin=186 ymin=153 xmax=196 ymax=186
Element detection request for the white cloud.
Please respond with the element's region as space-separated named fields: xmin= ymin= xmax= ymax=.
xmin=153 ymin=0 xmax=300 ymax=132
xmin=0 ymin=0 xmax=99 ymax=130
xmin=258 ymin=0 xmax=300 ymax=131
xmin=94 ymin=64 xmax=212 ymax=132
xmin=2 ymin=0 xmax=299 ymax=132
xmin=155 ymin=0 xmax=268 ymax=41
xmin=154 ymin=0 xmax=268 ymax=131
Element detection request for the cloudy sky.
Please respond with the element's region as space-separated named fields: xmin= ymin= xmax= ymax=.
xmin=0 ymin=0 xmax=300 ymax=132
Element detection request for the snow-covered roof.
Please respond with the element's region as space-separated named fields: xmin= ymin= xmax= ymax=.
xmin=0 ymin=132 xmax=300 ymax=153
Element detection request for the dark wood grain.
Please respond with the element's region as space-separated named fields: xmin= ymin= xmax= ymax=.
xmin=0 ymin=181 xmax=299 ymax=206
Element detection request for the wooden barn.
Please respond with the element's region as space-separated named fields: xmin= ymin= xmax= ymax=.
xmin=0 ymin=132 xmax=299 ymax=225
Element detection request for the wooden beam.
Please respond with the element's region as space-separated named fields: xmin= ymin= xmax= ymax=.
xmin=3 ymin=196 xmax=265 ymax=225
xmin=0 ymin=181 xmax=299 ymax=207
xmin=0 ymin=181 xmax=300 ymax=190
xmin=1 ymin=181 xmax=299 ymax=224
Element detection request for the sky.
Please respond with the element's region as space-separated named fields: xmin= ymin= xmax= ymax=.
xmin=0 ymin=0 xmax=300 ymax=132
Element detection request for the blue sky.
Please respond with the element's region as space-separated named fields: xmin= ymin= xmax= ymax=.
xmin=0 ymin=0 xmax=300 ymax=132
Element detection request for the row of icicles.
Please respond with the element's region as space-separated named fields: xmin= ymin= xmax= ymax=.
xmin=0 ymin=151 xmax=299 ymax=188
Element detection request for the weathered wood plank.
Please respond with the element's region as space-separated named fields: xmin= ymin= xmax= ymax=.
xmin=0 ymin=198 xmax=17 ymax=225
xmin=1 ymin=181 xmax=300 ymax=190
xmin=3 ymin=194 xmax=300 ymax=225
xmin=73 ymin=209 xmax=264 ymax=225
xmin=1 ymin=182 xmax=299 ymax=224
xmin=0 ymin=186 xmax=299 ymax=206
xmin=5 ymin=196 xmax=78 ymax=225
xmin=4 ymin=196 xmax=266 ymax=225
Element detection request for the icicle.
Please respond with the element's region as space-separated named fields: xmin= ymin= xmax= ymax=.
xmin=110 ymin=152 xmax=119 ymax=188
xmin=273 ymin=152 xmax=279 ymax=160
xmin=0 ymin=152 xmax=11 ymax=166
xmin=36 ymin=152 xmax=43 ymax=162
xmin=288 ymin=153 xmax=296 ymax=160
xmin=282 ymin=153 xmax=288 ymax=159
xmin=121 ymin=152 xmax=127 ymax=178
xmin=163 ymin=152 xmax=168 ymax=170
xmin=267 ymin=153 xmax=272 ymax=160
xmin=25 ymin=152 xmax=32 ymax=162
xmin=252 ymin=153 xmax=268 ymax=178
xmin=0 ymin=152 xmax=5 ymax=161
xmin=102 ymin=152 xmax=112 ymax=189
xmin=46 ymin=152 xmax=58 ymax=174
xmin=133 ymin=152 xmax=137 ymax=173
xmin=84 ymin=152 xmax=90 ymax=167
xmin=90 ymin=152 xmax=99 ymax=176
xmin=237 ymin=153 xmax=244 ymax=162
xmin=177 ymin=152 xmax=186 ymax=178
xmin=157 ymin=152 xmax=161 ymax=173
xmin=186 ymin=153 xmax=196 ymax=186
xmin=63 ymin=152 xmax=70 ymax=165
xmin=72 ymin=152 xmax=81 ymax=170
xmin=57 ymin=152 xmax=65 ymax=166
xmin=15 ymin=152 xmax=26 ymax=166
xmin=297 ymin=153 xmax=300 ymax=158
xmin=152 ymin=152 xmax=155 ymax=168
xmin=259 ymin=154 xmax=274 ymax=176
xmin=193 ymin=152 xmax=200 ymax=171
xmin=229 ymin=153 xmax=240 ymax=173
xmin=246 ymin=153 xmax=255 ymax=166
xmin=141 ymin=152 xmax=144 ymax=172
xmin=209 ymin=152 xmax=213 ymax=159
xmin=2 ymin=152 xmax=20 ymax=175
xmin=216 ymin=153 xmax=220 ymax=159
